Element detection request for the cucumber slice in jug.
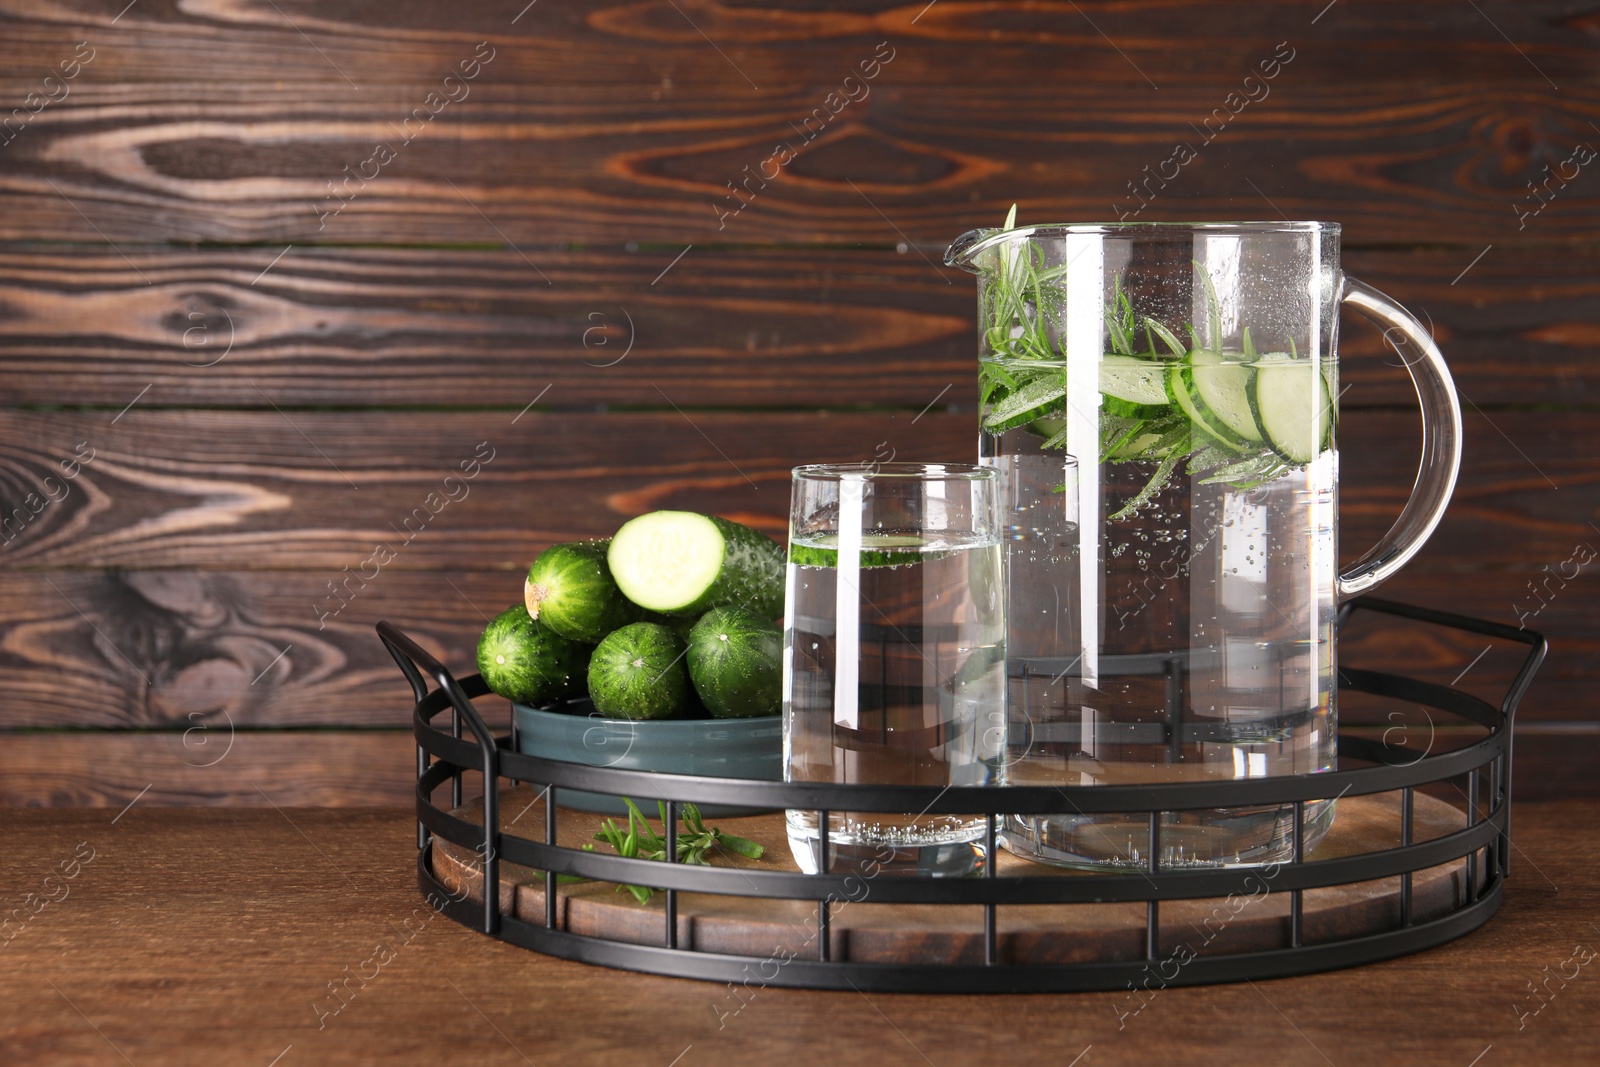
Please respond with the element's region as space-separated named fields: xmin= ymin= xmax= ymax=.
xmin=983 ymin=374 xmax=1067 ymax=433
xmin=1099 ymin=356 xmax=1171 ymax=408
xmin=1166 ymin=357 xmax=1246 ymax=452
xmin=608 ymin=511 xmax=785 ymax=618
xmin=1187 ymin=350 xmax=1262 ymax=443
xmin=1106 ymin=418 xmax=1188 ymax=462
xmin=1250 ymin=359 xmax=1333 ymax=465
xmin=1027 ymin=415 xmax=1067 ymax=441
xmin=1106 ymin=429 xmax=1168 ymax=461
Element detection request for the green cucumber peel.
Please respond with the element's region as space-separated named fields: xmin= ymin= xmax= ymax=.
xmin=788 ymin=541 xmax=950 ymax=569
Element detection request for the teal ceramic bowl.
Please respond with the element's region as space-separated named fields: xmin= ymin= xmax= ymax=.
xmin=512 ymin=698 xmax=781 ymax=817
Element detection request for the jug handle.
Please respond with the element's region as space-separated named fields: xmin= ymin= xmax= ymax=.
xmin=1336 ymin=276 xmax=1464 ymax=599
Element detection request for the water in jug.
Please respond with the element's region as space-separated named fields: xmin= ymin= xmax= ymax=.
xmin=945 ymin=217 xmax=1461 ymax=868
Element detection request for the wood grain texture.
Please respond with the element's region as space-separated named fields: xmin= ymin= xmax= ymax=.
xmin=0 ymin=409 xmax=958 ymax=569
xmin=0 ymin=4 xmax=1595 ymax=244
xmin=0 ymin=802 xmax=1596 ymax=1064
xmin=0 ymin=404 xmax=1589 ymax=735
xmin=0 ymin=730 xmax=416 ymax=807
xmin=0 ymin=566 xmax=1586 ymax=733
xmin=1337 ymin=571 xmax=1593 ymax=721
xmin=0 ymin=569 xmax=488 ymax=730
xmin=1339 ymin=245 xmax=1600 ymax=405
xmin=0 ymin=246 xmax=971 ymax=408
xmin=1 ymin=0 xmax=1596 ymax=805
xmin=0 ymin=408 xmax=1589 ymax=570
xmin=3 ymin=1 xmax=1592 ymax=86
xmin=0 ymin=244 xmax=1594 ymax=406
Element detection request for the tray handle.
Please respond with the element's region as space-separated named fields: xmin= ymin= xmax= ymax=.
xmin=1341 ymin=595 xmax=1548 ymax=880
xmin=377 ymin=621 xmax=500 ymax=934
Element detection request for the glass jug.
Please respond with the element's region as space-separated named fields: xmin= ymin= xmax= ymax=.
xmin=945 ymin=220 xmax=1462 ymax=868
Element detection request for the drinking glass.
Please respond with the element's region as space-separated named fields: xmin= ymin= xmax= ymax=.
xmin=783 ymin=463 xmax=1006 ymax=877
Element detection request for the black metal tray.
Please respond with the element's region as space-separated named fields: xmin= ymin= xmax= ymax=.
xmin=377 ymin=597 xmax=1545 ymax=993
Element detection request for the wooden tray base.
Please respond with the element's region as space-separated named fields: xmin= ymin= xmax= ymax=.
xmin=432 ymin=785 xmax=1468 ymax=966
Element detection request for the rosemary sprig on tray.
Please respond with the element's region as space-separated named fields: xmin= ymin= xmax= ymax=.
xmin=585 ymin=797 xmax=764 ymax=904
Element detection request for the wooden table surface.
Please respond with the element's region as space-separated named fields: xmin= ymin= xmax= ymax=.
xmin=3 ymin=802 xmax=1597 ymax=1067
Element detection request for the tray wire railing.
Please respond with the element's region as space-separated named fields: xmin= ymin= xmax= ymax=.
xmin=378 ymin=597 xmax=1545 ymax=992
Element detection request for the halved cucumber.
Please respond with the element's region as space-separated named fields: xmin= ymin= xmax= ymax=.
xmin=1187 ymin=350 xmax=1261 ymax=443
xmin=1166 ymin=356 xmax=1246 ymax=452
xmin=608 ymin=511 xmax=785 ymax=618
xmin=1250 ymin=360 xmax=1333 ymax=464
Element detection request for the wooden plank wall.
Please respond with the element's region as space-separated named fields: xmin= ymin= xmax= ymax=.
xmin=0 ymin=1 xmax=1595 ymax=805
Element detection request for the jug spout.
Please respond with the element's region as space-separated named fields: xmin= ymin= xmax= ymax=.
xmin=946 ymin=206 xmax=1037 ymax=272
xmin=944 ymin=226 xmax=1002 ymax=273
